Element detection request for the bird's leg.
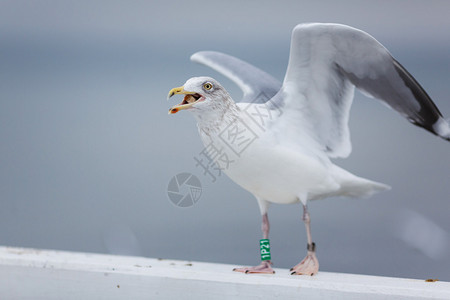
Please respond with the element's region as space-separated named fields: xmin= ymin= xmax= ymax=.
xmin=233 ymin=213 xmax=275 ymax=274
xmin=290 ymin=204 xmax=319 ymax=276
xmin=261 ymin=212 xmax=269 ymax=239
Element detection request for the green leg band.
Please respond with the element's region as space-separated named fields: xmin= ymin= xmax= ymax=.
xmin=260 ymin=239 xmax=271 ymax=261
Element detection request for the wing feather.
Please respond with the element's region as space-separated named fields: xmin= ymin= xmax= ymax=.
xmin=191 ymin=51 xmax=281 ymax=103
xmin=269 ymin=23 xmax=449 ymax=158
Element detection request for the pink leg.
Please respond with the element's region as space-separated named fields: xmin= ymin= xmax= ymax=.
xmin=233 ymin=213 xmax=275 ymax=274
xmin=290 ymin=204 xmax=319 ymax=276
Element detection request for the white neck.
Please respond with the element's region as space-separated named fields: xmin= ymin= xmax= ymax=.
xmin=192 ymin=96 xmax=240 ymax=137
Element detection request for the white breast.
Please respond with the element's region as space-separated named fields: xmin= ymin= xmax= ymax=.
xmin=198 ymin=107 xmax=340 ymax=204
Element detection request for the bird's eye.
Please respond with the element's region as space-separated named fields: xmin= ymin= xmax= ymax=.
xmin=203 ymin=82 xmax=213 ymax=90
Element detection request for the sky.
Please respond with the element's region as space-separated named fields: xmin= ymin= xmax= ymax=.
xmin=0 ymin=0 xmax=450 ymax=281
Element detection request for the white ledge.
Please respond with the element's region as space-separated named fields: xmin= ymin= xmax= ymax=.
xmin=0 ymin=246 xmax=449 ymax=299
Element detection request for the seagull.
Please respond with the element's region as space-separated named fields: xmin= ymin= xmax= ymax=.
xmin=167 ymin=23 xmax=450 ymax=275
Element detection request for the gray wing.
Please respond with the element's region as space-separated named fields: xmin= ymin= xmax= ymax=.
xmin=269 ymin=23 xmax=449 ymax=159
xmin=191 ymin=51 xmax=281 ymax=103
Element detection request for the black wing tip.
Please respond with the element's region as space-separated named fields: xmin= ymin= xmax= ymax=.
xmin=392 ymin=59 xmax=450 ymax=140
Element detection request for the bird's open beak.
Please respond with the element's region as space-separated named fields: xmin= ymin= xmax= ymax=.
xmin=167 ymin=86 xmax=204 ymax=114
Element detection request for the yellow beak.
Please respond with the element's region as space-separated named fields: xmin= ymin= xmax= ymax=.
xmin=167 ymin=86 xmax=197 ymax=114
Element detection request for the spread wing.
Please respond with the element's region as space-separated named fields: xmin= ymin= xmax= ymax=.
xmin=191 ymin=51 xmax=281 ymax=104
xmin=268 ymin=23 xmax=449 ymax=158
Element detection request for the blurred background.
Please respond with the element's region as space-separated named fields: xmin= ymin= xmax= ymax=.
xmin=1 ymin=0 xmax=449 ymax=281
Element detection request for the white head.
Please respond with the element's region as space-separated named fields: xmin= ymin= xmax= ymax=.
xmin=167 ymin=77 xmax=233 ymax=120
